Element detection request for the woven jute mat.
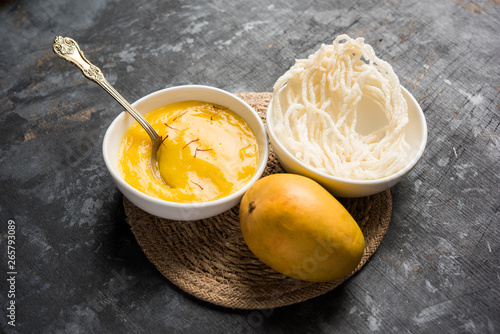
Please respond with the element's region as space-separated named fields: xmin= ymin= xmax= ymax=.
xmin=123 ymin=92 xmax=392 ymax=310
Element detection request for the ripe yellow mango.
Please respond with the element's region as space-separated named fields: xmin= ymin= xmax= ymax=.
xmin=239 ymin=173 xmax=365 ymax=282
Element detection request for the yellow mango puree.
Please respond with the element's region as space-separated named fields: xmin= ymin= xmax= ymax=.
xmin=117 ymin=101 xmax=258 ymax=203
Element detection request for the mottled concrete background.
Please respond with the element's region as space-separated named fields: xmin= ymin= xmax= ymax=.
xmin=1 ymin=0 xmax=499 ymax=333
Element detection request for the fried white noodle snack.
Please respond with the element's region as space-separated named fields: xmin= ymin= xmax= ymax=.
xmin=271 ymin=35 xmax=411 ymax=180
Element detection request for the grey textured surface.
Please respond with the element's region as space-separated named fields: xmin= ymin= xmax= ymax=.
xmin=1 ymin=0 xmax=499 ymax=333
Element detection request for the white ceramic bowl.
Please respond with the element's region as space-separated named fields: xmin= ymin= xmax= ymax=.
xmin=103 ymin=85 xmax=269 ymax=220
xmin=266 ymin=86 xmax=427 ymax=198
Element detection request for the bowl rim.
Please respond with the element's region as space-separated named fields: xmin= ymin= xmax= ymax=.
xmin=266 ymin=85 xmax=427 ymax=186
xmin=102 ymin=84 xmax=269 ymax=210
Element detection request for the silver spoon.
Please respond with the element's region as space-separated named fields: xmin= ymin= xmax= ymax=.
xmin=53 ymin=36 xmax=166 ymax=185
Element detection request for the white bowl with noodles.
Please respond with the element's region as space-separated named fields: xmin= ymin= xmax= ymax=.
xmin=103 ymin=85 xmax=269 ymax=221
xmin=266 ymin=86 xmax=427 ymax=198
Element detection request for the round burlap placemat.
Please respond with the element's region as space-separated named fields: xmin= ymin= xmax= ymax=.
xmin=123 ymin=92 xmax=392 ymax=309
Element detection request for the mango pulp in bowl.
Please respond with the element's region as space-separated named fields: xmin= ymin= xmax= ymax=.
xmin=103 ymin=85 xmax=269 ymax=220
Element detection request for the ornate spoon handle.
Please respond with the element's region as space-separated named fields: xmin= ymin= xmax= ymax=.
xmin=52 ymin=36 xmax=159 ymax=142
